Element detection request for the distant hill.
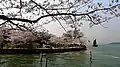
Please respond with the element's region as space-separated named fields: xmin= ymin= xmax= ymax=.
xmin=109 ymin=42 xmax=120 ymax=44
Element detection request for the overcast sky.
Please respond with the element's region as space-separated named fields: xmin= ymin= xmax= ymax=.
xmin=81 ymin=17 xmax=120 ymax=44
xmin=44 ymin=17 xmax=120 ymax=44
xmin=43 ymin=0 xmax=120 ymax=44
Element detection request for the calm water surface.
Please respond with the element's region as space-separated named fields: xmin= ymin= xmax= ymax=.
xmin=0 ymin=44 xmax=120 ymax=67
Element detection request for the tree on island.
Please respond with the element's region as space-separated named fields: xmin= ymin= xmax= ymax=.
xmin=0 ymin=27 xmax=53 ymax=48
xmin=0 ymin=0 xmax=120 ymax=48
xmin=62 ymin=29 xmax=84 ymax=42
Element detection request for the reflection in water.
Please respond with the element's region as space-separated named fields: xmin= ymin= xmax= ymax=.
xmin=47 ymin=51 xmax=89 ymax=67
xmin=1 ymin=45 xmax=119 ymax=67
xmin=0 ymin=51 xmax=89 ymax=67
xmin=0 ymin=55 xmax=41 ymax=67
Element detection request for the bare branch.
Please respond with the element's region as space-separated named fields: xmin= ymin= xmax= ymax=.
xmin=0 ymin=21 xmax=7 ymax=26
xmin=31 ymin=0 xmax=46 ymax=10
xmin=0 ymin=2 xmax=119 ymax=25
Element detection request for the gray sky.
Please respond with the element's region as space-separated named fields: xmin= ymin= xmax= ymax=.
xmin=44 ymin=17 xmax=120 ymax=44
xmin=1 ymin=0 xmax=120 ymax=44
xmin=81 ymin=17 xmax=120 ymax=44
xmin=43 ymin=0 xmax=120 ymax=44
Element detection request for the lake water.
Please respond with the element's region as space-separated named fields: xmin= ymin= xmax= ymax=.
xmin=0 ymin=44 xmax=120 ymax=67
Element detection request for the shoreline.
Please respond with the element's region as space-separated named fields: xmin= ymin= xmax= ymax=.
xmin=0 ymin=47 xmax=87 ymax=54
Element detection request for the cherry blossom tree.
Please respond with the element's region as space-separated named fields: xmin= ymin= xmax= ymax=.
xmin=0 ymin=0 xmax=119 ymax=30
xmin=0 ymin=0 xmax=120 ymax=47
